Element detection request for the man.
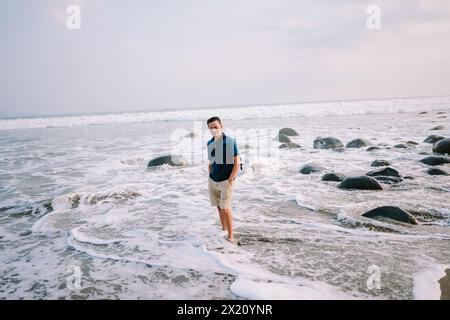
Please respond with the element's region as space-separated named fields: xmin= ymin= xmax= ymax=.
xmin=206 ymin=116 xmax=240 ymax=244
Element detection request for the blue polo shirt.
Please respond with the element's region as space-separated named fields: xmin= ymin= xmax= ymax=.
xmin=207 ymin=133 xmax=240 ymax=182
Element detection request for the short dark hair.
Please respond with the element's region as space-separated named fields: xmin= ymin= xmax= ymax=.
xmin=207 ymin=116 xmax=222 ymax=126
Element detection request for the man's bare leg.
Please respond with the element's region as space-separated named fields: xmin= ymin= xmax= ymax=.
xmin=221 ymin=208 xmax=234 ymax=241
xmin=217 ymin=206 xmax=226 ymax=231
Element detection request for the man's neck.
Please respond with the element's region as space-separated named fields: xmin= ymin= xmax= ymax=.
xmin=214 ymin=133 xmax=224 ymax=141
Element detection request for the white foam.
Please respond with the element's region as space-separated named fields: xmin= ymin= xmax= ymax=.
xmin=203 ymin=237 xmax=356 ymax=300
xmin=1 ymin=96 xmax=449 ymax=130
xmin=230 ymin=276 xmax=354 ymax=300
xmin=413 ymin=262 xmax=449 ymax=300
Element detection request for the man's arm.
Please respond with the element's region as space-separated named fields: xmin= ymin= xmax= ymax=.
xmin=208 ymin=161 xmax=212 ymax=174
xmin=228 ymin=155 xmax=240 ymax=184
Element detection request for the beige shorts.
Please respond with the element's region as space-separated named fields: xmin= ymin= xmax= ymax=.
xmin=208 ymin=177 xmax=234 ymax=209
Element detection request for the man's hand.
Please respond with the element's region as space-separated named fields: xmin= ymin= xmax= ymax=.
xmin=228 ymin=177 xmax=235 ymax=186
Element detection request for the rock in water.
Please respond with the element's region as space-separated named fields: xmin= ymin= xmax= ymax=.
xmin=346 ymin=138 xmax=372 ymax=148
xmin=394 ymin=143 xmax=408 ymax=149
xmin=366 ymin=146 xmax=381 ymax=151
xmin=362 ymin=206 xmax=418 ymax=225
xmin=432 ymin=138 xmax=450 ymax=155
xmin=322 ymin=172 xmax=346 ymax=182
xmin=299 ymin=164 xmax=326 ymax=174
xmin=420 ymin=156 xmax=450 ymax=166
xmin=332 ymin=147 xmax=346 ymax=153
xmin=430 ymin=125 xmax=445 ymax=130
xmin=426 ymin=168 xmax=448 ymax=176
xmin=279 ymin=142 xmax=301 ymax=149
xmin=373 ymin=176 xmax=403 ymax=184
xmin=279 ymin=128 xmax=299 ymax=136
xmin=424 ymin=135 xmax=445 ymax=143
xmin=147 ymin=155 xmax=187 ymax=167
xmin=366 ymin=167 xmax=401 ymax=177
xmin=184 ymin=132 xmax=197 ymax=138
xmin=313 ymin=136 xmax=343 ymax=149
xmin=371 ymin=160 xmax=391 ymax=167
xmin=276 ymin=133 xmax=292 ymax=143
xmin=337 ymin=176 xmax=383 ymax=190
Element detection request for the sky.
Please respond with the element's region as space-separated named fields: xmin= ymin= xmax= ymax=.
xmin=1 ymin=0 xmax=450 ymax=117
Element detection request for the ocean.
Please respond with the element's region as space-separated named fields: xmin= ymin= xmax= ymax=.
xmin=0 ymin=96 xmax=449 ymax=299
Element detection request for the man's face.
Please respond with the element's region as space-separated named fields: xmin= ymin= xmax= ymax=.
xmin=208 ymin=121 xmax=223 ymax=137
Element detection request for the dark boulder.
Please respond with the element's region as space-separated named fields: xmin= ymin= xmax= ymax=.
xmin=424 ymin=135 xmax=444 ymax=144
xmin=432 ymin=138 xmax=450 ymax=155
xmin=279 ymin=142 xmax=301 ymax=149
xmin=276 ymin=133 xmax=292 ymax=143
xmin=426 ymin=168 xmax=448 ymax=176
xmin=394 ymin=143 xmax=408 ymax=149
xmin=322 ymin=172 xmax=346 ymax=182
xmin=147 ymin=155 xmax=187 ymax=167
xmin=373 ymin=176 xmax=403 ymax=184
xmin=371 ymin=160 xmax=391 ymax=167
xmin=362 ymin=206 xmax=418 ymax=225
xmin=420 ymin=156 xmax=450 ymax=166
xmin=430 ymin=125 xmax=445 ymax=130
xmin=366 ymin=167 xmax=400 ymax=177
xmin=313 ymin=136 xmax=343 ymax=149
xmin=299 ymin=163 xmax=326 ymax=174
xmin=346 ymin=138 xmax=372 ymax=148
xmin=337 ymin=176 xmax=383 ymax=190
xmin=366 ymin=146 xmax=381 ymax=151
xmin=279 ymin=128 xmax=299 ymax=136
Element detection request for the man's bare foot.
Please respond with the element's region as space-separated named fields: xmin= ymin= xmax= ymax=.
xmin=225 ymin=237 xmax=241 ymax=245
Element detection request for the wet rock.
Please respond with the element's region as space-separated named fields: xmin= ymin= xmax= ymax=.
xmin=371 ymin=160 xmax=391 ymax=167
xmin=279 ymin=142 xmax=301 ymax=149
xmin=313 ymin=136 xmax=343 ymax=149
xmin=366 ymin=146 xmax=381 ymax=151
xmin=373 ymin=176 xmax=403 ymax=184
xmin=147 ymin=155 xmax=188 ymax=167
xmin=394 ymin=143 xmax=408 ymax=148
xmin=430 ymin=125 xmax=445 ymax=130
xmin=279 ymin=128 xmax=299 ymax=136
xmin=420 ymin=156 xmax=450 ymax=166
xmin=424 ymin=135 xmax=445 ymax=144
xmin=184 ymin=132 xmax=197 ymax=138
xmin=432 ymin=138 xmax=450 ymax=155
xmin=299 ymin=163 xmax=326 ymax=174
xmin=322 ymin=172 xmax=346 ymax=182
xmin=362 ymin=206 xmax=418 ymax=225
xmin=276 ymin=133 xmax=292 ymax=143
xmin=337 ymin=176 xmax=383 ymax=190
xmin=426 ymin=168 xmax=448 ymax=176
xmin=346 ymin=138 xmax=372 ymax=148
xmin=366 ymin=167 xmax=401 ymax=177
xmin=407 ymin=141 xmax=418 ymax=146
